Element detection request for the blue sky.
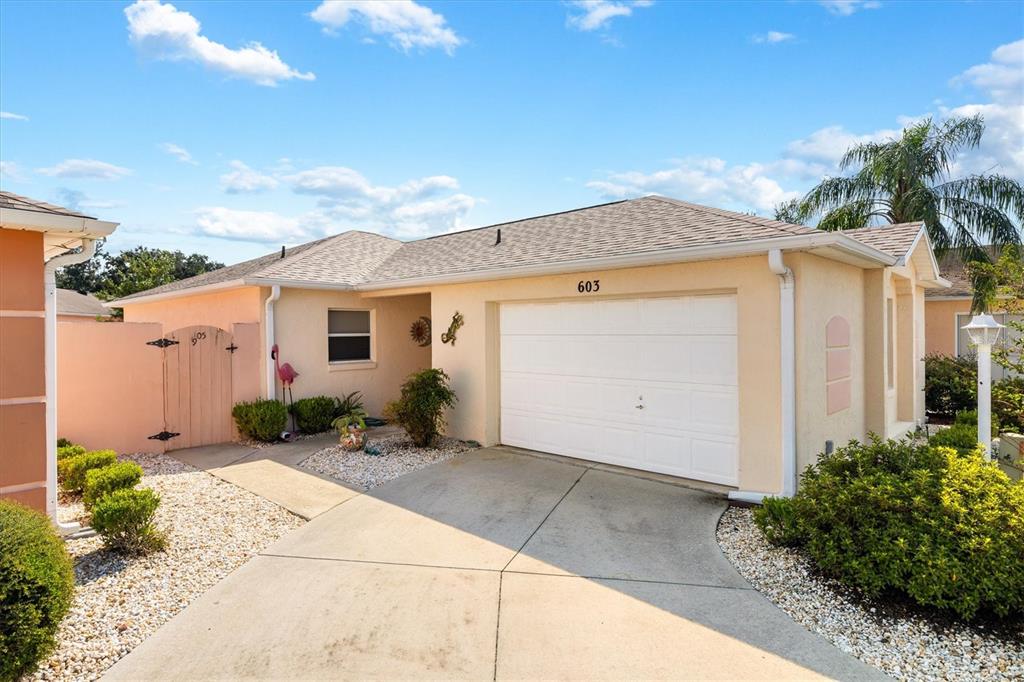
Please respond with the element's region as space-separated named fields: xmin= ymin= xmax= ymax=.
xmin=1 ymin=0 xmax=1021 ymax=264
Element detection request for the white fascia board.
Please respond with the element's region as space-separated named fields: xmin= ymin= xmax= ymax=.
xmin=356 ymin=232 xmax=898 ymax=291
xmin=926 ymin=294 xmax=971 ymax=302
xmin=1 ymin=207 xmax=118 ymax=239
xmin=244 ymin=277 xmax=356 ymax=292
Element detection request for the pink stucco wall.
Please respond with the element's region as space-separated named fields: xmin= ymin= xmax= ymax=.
xmin=57 ymin=321 xmax=166 ymax=454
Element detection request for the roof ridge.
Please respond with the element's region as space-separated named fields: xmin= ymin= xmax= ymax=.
xmin=414 ymin=199 xmax=629 ymax=242
xmin=254 ymin=231 xmax=362 ymax=278
xmin=644 ymin=195 xmax=816 ymax=235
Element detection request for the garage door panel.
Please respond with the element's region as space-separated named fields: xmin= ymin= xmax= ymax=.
xmin=500 ymin=295 xmax=739 ymax=486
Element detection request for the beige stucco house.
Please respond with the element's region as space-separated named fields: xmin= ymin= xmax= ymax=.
xmin=113 ymin=196 xmax=949 ymax=499
xmin=0 ymin=192 xmax=117 ymax=518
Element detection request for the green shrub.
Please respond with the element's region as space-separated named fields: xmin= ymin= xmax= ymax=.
xmin=290 ymin=396 xmax=337 ymax=433
xmin=90 ymin=488 xmax=165 ymax=555
xmin=384 ymin=368 xmax=457 ymax=447
xmin=231 ymin=399 xmax=287 ymax=442
xmin=56 ymin=438 xmax=73 ymax=448
xmin=83 ymin=461 xmax=143 ymax=511
xmin=924 ymin=354 xmax=977 ymax=418
xmin=753 ymin=497 xmax=804 ymax=547
xmin=791 ymin=437 xmax=1023 ymax=619
xmin=930 ymin=423 xmax=981 ymax=453
xmin=334 ymin=391 xmax=365 ymax=420
xmin=993 ymin=377 xmax=1024 ymax=433
xmin=0 ymin=500 xmax=75 ymax=681
xmin=58 ymin=450 xmax=117 ymax=494
xmin=56 ymin=444 xmax=86 ymax=461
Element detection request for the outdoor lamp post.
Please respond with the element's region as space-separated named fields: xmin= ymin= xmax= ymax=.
xmin=961 ymin=313 xmax=1005 ymax=459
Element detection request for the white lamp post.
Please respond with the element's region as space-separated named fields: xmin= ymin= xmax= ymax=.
xmin=961 ymin=314 xmax=1005 ymax=459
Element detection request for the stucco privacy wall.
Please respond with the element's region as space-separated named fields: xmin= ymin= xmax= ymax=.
xmin=123 ymin=286 xmax=265 ymax=337
xmin=790 ymin=253 xmax=866 ymax=474
xmin=0 ymin=228 xmax=47 ymax=511
xmin=926 ymin=299 xmax=971 ymax=357
xmin=57 ymin=321 xmax=165 ymax=454
xmin=421 ymin=255 xmax=784 ymax=495
xmin=272 ymin=288 xmax=431 ymax=417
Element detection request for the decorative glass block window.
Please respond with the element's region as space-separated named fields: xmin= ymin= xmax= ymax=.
xmin=328 ymin=310 xmax=371 ymax=362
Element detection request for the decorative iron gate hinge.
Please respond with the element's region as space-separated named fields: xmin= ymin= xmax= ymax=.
xmin=147 ymin=338 xmax=179 ymax=348
xmin=148 ymin=431 xmax=180 ymax=441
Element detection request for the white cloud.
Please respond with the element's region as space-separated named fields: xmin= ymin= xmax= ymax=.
xmin=753 ymin=31 xmax=795 ymax=45
xmin=0 ymin=111 xmax=29 ymax=121
xmin=310 ymin=1 xmax=462 ymax=54
xmin=587 ymin=156 xmax=802 ymax=213
xmin=566 ymin=0 xmax=652 ymax=32
xmin=0 ymin=161 xmax=24 ymax=180
xmin=194 ymin=206 xmax=312 ymax=242
xmin=785 ymin=124 xmax=901 ymax=164
xmin=125 ymin=0 xmax=315 ymax=86
xmin=37 ymin=159 xmax=133 ymax=180
xmin=286 ymin=166 xmax=477 ymax=238
xmin=54 ymin=188 xmax=124 ymax=212
xmin=819 ymin=1 xmax=881 ymax=16
xmin=160 ymin=142 xmax=197 ymax=165
xmin=953 ymin=39 xmax=1023 ymax=104
xmin=220 ymin=160 xmax=280 ymax=193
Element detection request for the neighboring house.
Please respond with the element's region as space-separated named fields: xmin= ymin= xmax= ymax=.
xmin=113 ymin=196 xmax=949 ymax=499
xmin=924 ymin=247 xmax=1021 ymax=380
xmin=58 ymin=288 xmax=112 ymax=322
xmin=0 ymin=191 xmax=117 ymax=518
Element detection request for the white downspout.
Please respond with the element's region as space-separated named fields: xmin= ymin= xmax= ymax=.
xmin=768 ymin=249 xmax=797 ymax=498
xmin=728 ymin=249 xmax=797 ymax=504
xmin=44 ymin=239 xmax=96 ymax=528
xmin=264 ymin=285 xmax=281 ymax=400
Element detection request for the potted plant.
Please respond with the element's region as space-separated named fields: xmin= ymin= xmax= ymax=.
xmin=332 ymin=412 xmax=367 ymax=451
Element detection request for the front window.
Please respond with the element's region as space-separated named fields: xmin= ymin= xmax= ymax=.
xmin=328 ymin=310 xmax=371 ymax=362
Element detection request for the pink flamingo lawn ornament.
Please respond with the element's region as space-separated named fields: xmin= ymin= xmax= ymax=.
xmin=271 ymin=344 xmax=299 ymax=432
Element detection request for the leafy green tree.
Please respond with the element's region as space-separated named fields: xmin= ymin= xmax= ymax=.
xmin=55 ymin=244 xmax=223 ymax=301
xmin=967 ymin=244 xmax=1024 ymax=372
xmin=792 ymin=115 xmax=1023 ymax=256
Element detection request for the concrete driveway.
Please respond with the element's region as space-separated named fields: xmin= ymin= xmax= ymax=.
xmin=106 ymin=447 xmax=885 ymax=681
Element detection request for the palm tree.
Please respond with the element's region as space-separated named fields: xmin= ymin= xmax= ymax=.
xmin=782 ymin=115 xmax=1023 ymax=258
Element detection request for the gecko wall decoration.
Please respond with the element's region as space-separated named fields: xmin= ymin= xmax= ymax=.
xmin=441 ymin=311 xmax=464 ymax=345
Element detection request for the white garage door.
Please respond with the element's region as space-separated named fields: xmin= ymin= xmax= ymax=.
xmin=500 ymin=294 xmax=738 ymax=486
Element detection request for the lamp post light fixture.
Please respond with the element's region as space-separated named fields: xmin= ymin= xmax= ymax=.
xmin=961 ymin=313 xmax=1005 ymax=459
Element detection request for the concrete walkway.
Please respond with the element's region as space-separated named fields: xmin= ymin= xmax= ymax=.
xmin=106 ymin=447 xmax=886 ymax=681
xmin=170 ymin=434 xmax=359 ymax=519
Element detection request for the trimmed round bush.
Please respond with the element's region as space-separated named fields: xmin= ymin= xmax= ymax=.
xmin=56 ymin=444 xmax=86 ymax=461
xmin=0 ymin=500 xmax=75 ymax=681
xmin=58 ymin=450 xmax=117 ymax=494
xmin=83 ymin=461 xmax=143 ymax=511
xmin=789 ymin=438 xmax=1024 ymax=619
xmin=929 ymin=423 xmax=980 ymax=453
xmin=290 ymin=396 xmax=337 ymax=433
xmin=753 ymin=496 xmax=804 ymax=547
xmin=91 ymin=488 xmax=165 ymax=555
xmin=231 ymin=399 xmax=287 ymax=442
xmin=384 ymin=368 xmax=457 ymax=447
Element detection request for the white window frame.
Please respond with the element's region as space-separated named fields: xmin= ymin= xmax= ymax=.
xmin=328 ymin=308 xmax=374 ymax=364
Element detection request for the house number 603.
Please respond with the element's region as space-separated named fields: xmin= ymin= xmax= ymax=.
xmin=577 ymin=280 xmax=600 ymax=293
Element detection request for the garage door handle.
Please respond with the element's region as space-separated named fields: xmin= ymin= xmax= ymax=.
xmin=635 ymin=404 xmax=645 ymax=410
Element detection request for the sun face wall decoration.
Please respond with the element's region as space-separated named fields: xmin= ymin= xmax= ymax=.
xmin=409 ymin=316 xmax=431 ymax=347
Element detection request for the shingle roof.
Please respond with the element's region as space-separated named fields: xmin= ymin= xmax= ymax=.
xmin=365 ymin=196 xmax=819 ymax=283
xmin=928 ymin=246 xmax=1002 ymax=298
xmin=0 ymin=191 xmax=93 ymax=219
xmin=57 ymin=289 xmax=110 ymax=317
xmin=114 ymin=231 xmax=401 ymax=302
xmin=115 ymin=196 xmax=932 ymax=303
xmin=841 ymin=222 xmax=924 ymax=260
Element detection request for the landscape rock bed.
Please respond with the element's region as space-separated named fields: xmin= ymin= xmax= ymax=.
xmin=33 ymin=453 xmax=303 ymax=682
xmin=717 ymin=506 xmax=1024 ymax=682
xmin=300 ymin=433 xmax=474 ymax=489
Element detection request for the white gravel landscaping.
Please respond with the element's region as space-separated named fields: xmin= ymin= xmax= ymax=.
xmin=33 ymin=452 xmax=304 ymax=682
xmin=717 ymin=506 xmax=1024 ymax=682
xmin=299 ymin=432 xmax=475 ymax=489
